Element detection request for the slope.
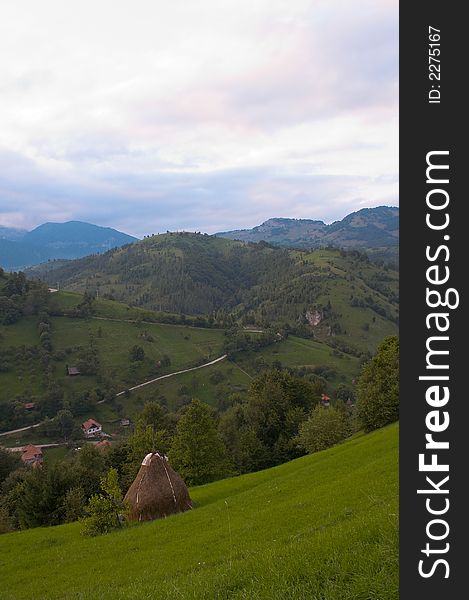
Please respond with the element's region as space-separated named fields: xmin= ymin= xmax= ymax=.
xmin=27 ymin=234 xmax=399 ymax=354
xmin=0 ymin=288 xmax=361 ymax=442
xmin=0 ymin=423 xmax=398 ymax=600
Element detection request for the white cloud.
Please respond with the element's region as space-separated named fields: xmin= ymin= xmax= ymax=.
xmin=0 ymin=0 xmax=398 ymax=234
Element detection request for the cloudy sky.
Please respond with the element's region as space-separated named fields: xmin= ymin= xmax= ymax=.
xmin=0 ymin=0 xmax=398 ymax=237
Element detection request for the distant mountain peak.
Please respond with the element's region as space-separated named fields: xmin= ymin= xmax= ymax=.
xmin=217 ymin=206 xmax=399 ymax=264
xmin=0 ymin=221 xmax=138 ymax=272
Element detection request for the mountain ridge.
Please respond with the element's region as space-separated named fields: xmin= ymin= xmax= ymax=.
xmin=0 ymin=221 xmax=137 ymax=271
xmin=217 ymin=206 xmax=399 ymax=263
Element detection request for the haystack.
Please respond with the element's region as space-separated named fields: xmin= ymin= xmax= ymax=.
xmin=124 ymin=452 xmax=192 ymax=521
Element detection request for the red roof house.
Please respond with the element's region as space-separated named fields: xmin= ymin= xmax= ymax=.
xmin=95 ymin=440 xmax=112 ymax=450
xmin=82 ymin=418 xmax=102 ymax=437
xmin=21 ymin=445 xmax=43 ymax=466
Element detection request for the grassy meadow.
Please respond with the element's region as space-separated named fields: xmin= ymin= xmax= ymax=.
xmin=0 ymin=423 xmax=398 ymax=600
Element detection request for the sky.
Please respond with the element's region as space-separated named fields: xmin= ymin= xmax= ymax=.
xmin=0 ymin=0 xmax=398 ymax=238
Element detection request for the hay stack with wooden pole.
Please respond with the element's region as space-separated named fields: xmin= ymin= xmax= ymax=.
xmin=124 ymin=452 xmax=192 ymax=521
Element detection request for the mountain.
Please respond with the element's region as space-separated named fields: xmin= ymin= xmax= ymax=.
xmin=217 ymin=206 xmax=399 ymax=264
xmin=218 ymin=217 xmax=327 ymax=245
xmin=321 ymin=206 xmax=399 ymax=247
xmin=28 ymin=232 xmax=399 ymax=354
xmin=0 ymin=221 xmax=137 ymax=271
xmin=0 ymin=239 xmax=57 ymax=272
xmin=0 ymin=226 xmax=28 ymax=241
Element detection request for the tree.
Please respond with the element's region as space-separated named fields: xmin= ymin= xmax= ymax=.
xmin=0 ymin=502 xmax=15 ymax=534
xmin=169 ymin=399 xmax=233 ymax=485
xmin=296 ymin=405 xmax=350 ymax=454
xmin=129 ymin=345 xmax=145 ymax=362
xmin=160 ymin=354 xmax=171 ymax=368
xmin=39 ymin=383 xmax=64 ymax=418
xmin=356 ymin=336 xmax=399 ymax=431
xmin=137 ymin=401 xmax=169 ymax=431
xmin=16 ymin=464 xmax=71 ymax=528
xmin=0 ymin=448 xmax=21 ymax=486
xmin=62 ymin=487 xmax=87 ymax=522
xmin=335 ymin=383 xmax=355 ymax=404
xmin=244 ymin=369 xmax=318 ymax=464
xmin=81 ymin=468 xmax=125 ymax=536
xmin=54 ymin=409 xmax=75 ymax=440
xmin=219 ymin=406 xmax=270 ymax=474
xmin=75 ymin=292 xmax=95 ymax=318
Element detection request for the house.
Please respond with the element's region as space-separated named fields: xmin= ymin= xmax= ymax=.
xmin=320 ymin=393 xmax=331 ymax=407
xmin=67 ymin=366 xmax=80 ymax=376
xmin=82 ymin=418 xmax=102 ymax=437
xmin=23 ymin=402 xmax=36 ymax=410
xmin=21 ymin=445 xmax=43 ymax=466
xmin=95 ymin=440 xmax=112 ymax=451
xmin=120 ymin=417 xmax=131 ymax=427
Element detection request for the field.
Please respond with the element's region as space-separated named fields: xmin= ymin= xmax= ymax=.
xmin=0 ymin=423 xmax=398 ymax=600
xmin=0 ymin=299 xmax=227 ymax=401
xmin=1 ymin=291 xmax=362 ymax=446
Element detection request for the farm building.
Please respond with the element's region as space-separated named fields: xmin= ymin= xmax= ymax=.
xmin=82 ymin=418 xmax=102 ymax=437
xmin=21 ymin=445 xmax=43 ymax=466
xmin=95 ymin=440 xmax=112 ymax=450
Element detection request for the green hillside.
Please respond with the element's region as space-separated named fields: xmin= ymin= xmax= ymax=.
xmin=0 ymin=424 xmax=398 ymax=600
xmin=27 ymin=234 xmax=398 ymax=354
xmin=1 ymin=287 xmax=360 ymax=443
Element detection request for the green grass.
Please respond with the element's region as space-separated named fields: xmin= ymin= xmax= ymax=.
xmin=298 ymin=250 xmax=398 ymax=354
xmin=235 ymin=335 xmax=360 ymax=389
xmin=0 ymin=315 xmax=226 ymax=401
xmin=42 ymin=446 xmax=70 ymax=466
xmin=0 ymin=424 xmax=398 ymax=600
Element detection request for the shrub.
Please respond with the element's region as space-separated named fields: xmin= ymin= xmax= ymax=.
xmin=81 ymin=468 xmax=126 ymax=536
xmin=296 ymin=405 xmax=349 ymax=454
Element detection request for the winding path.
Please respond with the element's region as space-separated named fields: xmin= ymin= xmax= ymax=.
xmin=0 ymin=354 xmax=227 ymax=439
xmin=110 ymin=354 xmax=227 ymax=399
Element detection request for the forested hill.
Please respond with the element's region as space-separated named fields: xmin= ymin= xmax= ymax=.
xmin=28 ymin=233 xmax=398 ymax=353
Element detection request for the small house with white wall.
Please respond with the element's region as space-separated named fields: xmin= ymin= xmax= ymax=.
xmin=82 ymin=418 xmax=102 ymax=437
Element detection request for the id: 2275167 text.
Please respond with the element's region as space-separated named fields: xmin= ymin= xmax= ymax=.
xmin=428 ymin=26 xmax=441 ymax=104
